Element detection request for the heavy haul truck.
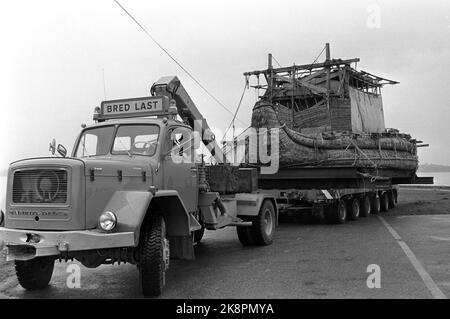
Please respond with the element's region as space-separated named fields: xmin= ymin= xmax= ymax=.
xmin=0 ymin=76 xmax=278 ymax=297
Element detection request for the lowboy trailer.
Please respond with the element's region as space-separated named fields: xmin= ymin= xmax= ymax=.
xmin=258 ymin=166 xmax=433 ymax=223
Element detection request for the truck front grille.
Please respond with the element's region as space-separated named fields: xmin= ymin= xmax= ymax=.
xmin=12 ymin=169 xmax=68 ymax=204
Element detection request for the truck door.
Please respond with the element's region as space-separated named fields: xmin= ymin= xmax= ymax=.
xmin=162 ymin=126 xmax=198 ymax=213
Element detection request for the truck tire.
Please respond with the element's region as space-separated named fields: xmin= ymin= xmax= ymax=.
xmin=360 ymin=195 xmax=371 ymax=217
xmin=15 ymin=256 xmax=54 ymax=290
xmin=139 ymin=214 xmax=170 ymax=297
xmin=325 ymin=200 xmax=346 ymax=224
xmin=370 ymin=194 xmax=380 ymax=214
xmin=387 ymin=190 xmax=396 ymax=209
xmin=237 ymin=226 xmax=255 ymax=246
xmin=250 ymin=200 xmax=276 ymax=246
xmin=380 ymin=192 xmax=389 ymax=212
xmin=193 ymin=227 xmax=205 ymax=244
xmin=346 ymin=198 xmax=360 ymax=221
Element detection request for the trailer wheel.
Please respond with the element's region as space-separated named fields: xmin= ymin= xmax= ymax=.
xmin=380 ymin=192 xmax=389 ymax=212
xmin=237 ymin=226 xmax=255 ymax=246
xmin=325 ymin=200 xmax=346 ymax=224
xmin=360 ymin=195 xmax=371 ymax=217
xmin=387 ymin=190 xmax=396 ymax=209
xmin=371 ymin=194 xmax=381 ymax=214
xmin=347 ymin=198 xmax=360 ymax=221
xmin=139 ymin=214 xmax=169 ymax=297
xmin=15 ymin=256 xmax=54 ymax=290
xmin=250 ymin=200 xmax=276 ymax=246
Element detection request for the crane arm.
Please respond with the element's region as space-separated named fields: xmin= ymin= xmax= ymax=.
xmin=151 ymin=76 xmax=226 ymax=163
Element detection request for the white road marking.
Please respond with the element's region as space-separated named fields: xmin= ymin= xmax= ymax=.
xmin=378 ymin=216 xmax=447 ymax=299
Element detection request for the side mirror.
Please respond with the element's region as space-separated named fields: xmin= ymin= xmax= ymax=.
xmin=49 ymin=138 xmax=56 ymax=155
xmin=57 ymin=144 xmax=67 ymax=157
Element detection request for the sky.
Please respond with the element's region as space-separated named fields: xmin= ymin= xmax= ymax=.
xmin=0 ymin=0 xmax=449 ymax=171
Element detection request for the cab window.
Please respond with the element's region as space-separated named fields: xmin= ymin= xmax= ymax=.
xmin=167 ymin=126 xmax=192 ymax=157
xmin=112 ymin=124 xmax=160 ymax=156
xmin=75 ymin=126 xmax=114 ymax=157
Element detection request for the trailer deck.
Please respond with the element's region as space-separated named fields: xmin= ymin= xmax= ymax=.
xmin=257 ymin=166 xmax=432 ymax=190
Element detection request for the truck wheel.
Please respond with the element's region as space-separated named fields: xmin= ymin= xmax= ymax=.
xmin=325 ymin=200 xmax=346 ymax=224
xmin=193 ymin=227 xmax=205 ymax=244
xmin=360 ymin=195 xmax=371 ymax=217
xmin=346 ymin=198 xmax=360 ymax=221
xmin=380 ymin=192 xmax=389 ymax=212
xmin=387 ymin=190 xmax=396 ymax=209
xmin=139 ymin=214 xmax=170 ymax=297
xmin=250 ymin=200 xmax=276 ymax=246
xmin=237 ymin=226 xmax=255 ymax=246
xmin=15 ymin=256 xmax=54 ymax=290
xmin=370 ymin=194 xmax=381 ymax=214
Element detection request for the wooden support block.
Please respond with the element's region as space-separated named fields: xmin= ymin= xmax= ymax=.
xmin=237 ymin=168 xmax=259 ymax=193
xmin=206 ymin=166 xmax=259 ymax=194
xmin=206 ymin=165 xmax=239 ymax=194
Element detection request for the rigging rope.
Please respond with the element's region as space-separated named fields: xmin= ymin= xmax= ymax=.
xmin=112 ymin=0 xmax=246 ymax=125
xmin=306 ymin=45 xmax=327 ymax=70
xmin=221 ymin=80 xmax=248 ymax=142
xmin=272 ymin=55 xmax=282 ymax=68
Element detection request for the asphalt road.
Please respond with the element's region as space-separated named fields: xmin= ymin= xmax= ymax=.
xmin=0 ymin=188 xmax=449 ymax=299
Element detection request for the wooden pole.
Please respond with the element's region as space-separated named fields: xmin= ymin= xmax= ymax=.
xmin=268 ymin=53 xmax=273 ymax=102
xmin=325 ymin=43 xmax=332 ymax=131
xmin=291 ymin=70 xmax=295 ymax=127
xmin=325 ymin=43 xmax=331 ymax=106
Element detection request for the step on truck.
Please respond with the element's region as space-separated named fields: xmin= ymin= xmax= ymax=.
xmin=0 ymin=76 xmax=277 ymax=297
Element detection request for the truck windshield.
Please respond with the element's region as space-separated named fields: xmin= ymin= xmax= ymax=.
xmin=75 ymin=124 xmax=160 ymax=157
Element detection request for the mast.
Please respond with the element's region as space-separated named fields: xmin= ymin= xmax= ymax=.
xmin=268 ymin=53 xmax=273 ymax=102
xmin=325 ymin=43 xmax=331 ymax=110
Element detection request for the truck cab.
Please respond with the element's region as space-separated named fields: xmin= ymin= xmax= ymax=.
xmin=73 ymin=117 xmax=200 ymax=222
xmin=0 ymin=76 xmax=277 ymax=297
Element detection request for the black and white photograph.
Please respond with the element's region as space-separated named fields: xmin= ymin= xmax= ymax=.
xmin=0 ymin=0 xmax=449 ymax=310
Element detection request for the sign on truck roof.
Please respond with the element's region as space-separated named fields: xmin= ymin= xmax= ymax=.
xmin=96 ymin=95 xmax=170 ymax=120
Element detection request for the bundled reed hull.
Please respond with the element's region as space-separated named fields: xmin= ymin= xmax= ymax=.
xmin=250 ymin=102 xmax=418 ymax=172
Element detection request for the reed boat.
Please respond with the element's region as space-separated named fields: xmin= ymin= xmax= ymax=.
xmin=232 ymin=44 xmax=425 ymax=177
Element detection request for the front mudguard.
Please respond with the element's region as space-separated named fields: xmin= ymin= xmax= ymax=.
xmin=103 ymin=190 xmax=198 ymax=260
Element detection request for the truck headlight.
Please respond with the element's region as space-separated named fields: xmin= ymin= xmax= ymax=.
xmin=0 ymin=210 xmax=4 ymax=226
xmin=98 ymin=211 xmax=117 ymax=231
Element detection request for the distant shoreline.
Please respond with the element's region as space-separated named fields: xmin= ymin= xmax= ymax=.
xmin=418 ymin=164 xmax=450 ymax=173
xmin=418 ymin=170 xmax=450 ymax=173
